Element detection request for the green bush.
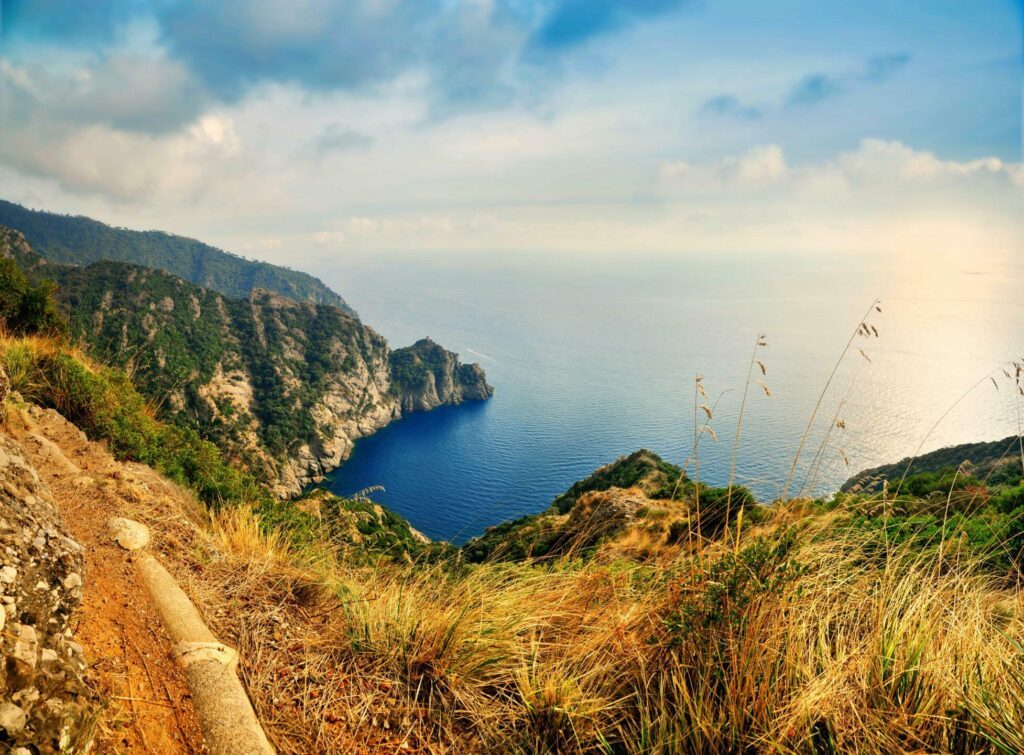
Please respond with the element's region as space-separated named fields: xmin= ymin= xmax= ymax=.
xmin=0 ymin=258 xmax=63 ymax=336
xmin=663 ymin=527 xmax=806 ymax=641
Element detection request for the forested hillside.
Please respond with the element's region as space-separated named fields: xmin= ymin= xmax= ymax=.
xmin=0 ymin=199 xmax=354 ymax=314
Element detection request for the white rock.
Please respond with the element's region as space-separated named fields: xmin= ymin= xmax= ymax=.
xmin=18 ymin=624 xmax=37 ymax=644
xmin=0 ymin=703 xmax=26 ymax=734
xmin=63 ymin=573 xmax=81 ymax=591
xmin=0 ymin=565 xmax=16 ymax=583
xmin=107 ymin=518 xmax=151 ymax=551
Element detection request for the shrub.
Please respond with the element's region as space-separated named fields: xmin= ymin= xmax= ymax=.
xmin=0 ymin=257 xmax=63 ymax=336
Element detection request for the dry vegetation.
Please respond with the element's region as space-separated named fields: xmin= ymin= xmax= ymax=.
xmin=180 ymin=500 xmax=1024 ymax=754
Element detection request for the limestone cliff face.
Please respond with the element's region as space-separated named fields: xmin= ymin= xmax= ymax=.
xmin=0 ymin=230 xmax=493 ymax=498
xmin=205 ymin=295 xmax=493 ymax=496
xmin=0 ymin=371 xmax=95 ymax=751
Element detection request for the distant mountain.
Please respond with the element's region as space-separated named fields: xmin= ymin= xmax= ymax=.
xmin=0 ymin=199 xmax=354 ymax=315
xmin=0 ymin=226 xmax=492 ymax=496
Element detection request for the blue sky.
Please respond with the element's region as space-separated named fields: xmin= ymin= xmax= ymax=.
xmin=0 ymin=0 xmax=1020 ymax=260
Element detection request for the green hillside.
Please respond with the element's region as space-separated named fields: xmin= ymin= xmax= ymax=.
xmin=0 ymin=199 xmax=354 ymax=315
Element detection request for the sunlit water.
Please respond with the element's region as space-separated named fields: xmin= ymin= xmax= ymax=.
xmin=317 ymin=251 xmax=1024 ymax=543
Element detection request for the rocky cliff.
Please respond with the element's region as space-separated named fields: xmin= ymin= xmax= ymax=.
xmin=0 ymin=371 xmax=96 ymax=752
xmin=0 ymin=228 xmax=493 ymax=496
xmin=390 ymin=338 xmax=494 ymax=412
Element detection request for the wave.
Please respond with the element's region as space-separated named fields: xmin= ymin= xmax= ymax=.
xmin=466 ymin=348 xmax=497 ymax=363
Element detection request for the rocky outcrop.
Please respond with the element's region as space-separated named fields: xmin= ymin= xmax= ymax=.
xmin=566 ymin=488 xmax=654 ymax=538
xmin=0 ymin=374 xmax=96 ymax=751
xmin=390 ymin=338 xmax=494 ymax=413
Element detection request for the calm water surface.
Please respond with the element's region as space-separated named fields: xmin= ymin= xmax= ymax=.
xmin=319 ymin=251 xmax=1024 ymax=543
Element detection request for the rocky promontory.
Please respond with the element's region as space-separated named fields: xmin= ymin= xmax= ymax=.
xmin=390 ymin=338 xmax=494 ymax=412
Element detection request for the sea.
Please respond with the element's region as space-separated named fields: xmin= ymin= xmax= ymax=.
xmin=317 ymin=250 xmax=1024 ymax=543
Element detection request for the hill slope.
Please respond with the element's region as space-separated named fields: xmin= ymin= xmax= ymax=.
xmin=843 ymin=435 xmax=1024 ymax=492
xmin=0 ymin=199 xmax=354 ymax=315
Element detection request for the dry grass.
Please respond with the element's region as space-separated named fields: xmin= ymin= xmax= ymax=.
xmin=178 ymin=501 xmax=1024 ymax=754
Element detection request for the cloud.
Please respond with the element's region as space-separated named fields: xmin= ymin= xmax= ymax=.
xmin=2 ymin=1 xmax=530 ymax=116
xmin=155 ymin=1 xmax=438 ymax=101
xmin=0 ymin=0 xmax=145 ymax=46
xmin=0 ymin=57 xmax=235 ymax=199
xmin=698 ymin=94 xmax=762 ymax=120
xmin=661 ymin=144 xmax=788 ymax=188
xmin=0 ymin=60 xmax=244 ymax=201
xmin=3 ymin=1 xmax=696 ymax=115
xmin=660 ymin=139 xmax=1023 ymax=196
xmin=831 ymin=138 xmax=1023 ymax=187
xmin=705 ymin=53 xmax=913 ymax=120
xmin=530 ymin=0 xmax=688 ymax=51
xmin=312 ymin=124 xmax=373 ymax=156
xmin=56 ymin=55 xmax=206 ymax=134
xmin=786 ymin=52 xmax=911 ymax=107
xmin=786 ymin=73 xmax=842 ymax=106
xmin=863 ymin=52 xmax=911 ymax=83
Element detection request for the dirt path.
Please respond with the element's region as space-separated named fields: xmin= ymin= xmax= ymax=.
xmin=6 ymin=406 xmax=207 ymax=753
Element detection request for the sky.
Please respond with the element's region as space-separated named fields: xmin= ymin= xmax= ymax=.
xmin=0 ymin=0 xmax=1021 ymax=264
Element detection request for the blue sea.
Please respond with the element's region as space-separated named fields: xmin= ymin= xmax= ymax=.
xmin=319 ymin=251 xmax=1024 ymax=543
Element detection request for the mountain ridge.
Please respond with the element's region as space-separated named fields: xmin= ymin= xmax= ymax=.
xmin=0 ymin=199 xmax=355 ymax=315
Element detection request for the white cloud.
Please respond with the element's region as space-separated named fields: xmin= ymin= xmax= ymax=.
xmin=661 ymin=139 xmax=1023 ymax=198
xmin=0 ymin=117 xmax=245 ymax=201
xmin=0 ymin=57 xmax=242 ymax=201
xmin=661 ymin=144 xmax=788 ymax=189
xmin=831 ymin=138 xmax=1022 ymax=186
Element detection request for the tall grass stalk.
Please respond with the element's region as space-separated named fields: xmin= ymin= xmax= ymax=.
xmin=782 ymin=298 xmax=881 ymax=501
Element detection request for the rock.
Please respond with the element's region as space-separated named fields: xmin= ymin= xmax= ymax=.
xmin=389 ymin=338 xmax=494 ymax=414
xmin=0 ymin=703 xmax=27 ymax=734
xmin=108 ymin=517 xmax=151 ymax=551
xmin=0 ymin=424 xmax=96 ymax=751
